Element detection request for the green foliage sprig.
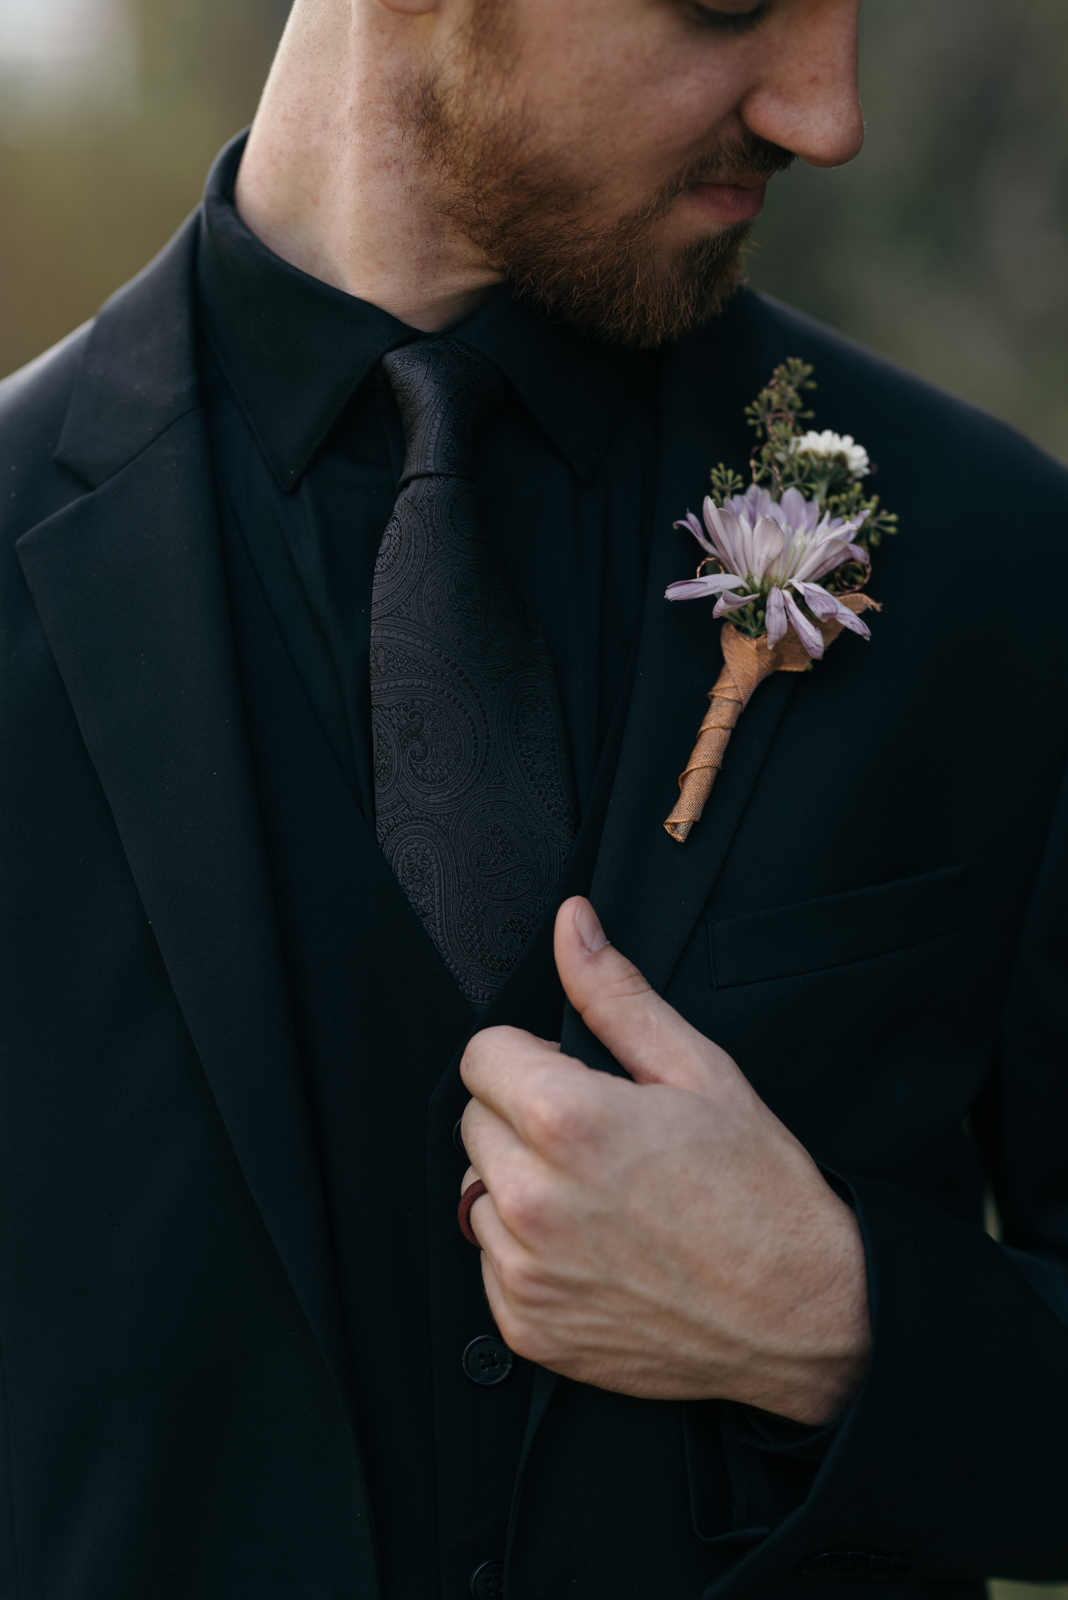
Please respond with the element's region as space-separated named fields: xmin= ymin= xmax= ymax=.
xmin=744 ymin=360 xmax=898 ymax=568
xmin=705 ymin=360 xmax=898 ymax=612
xmin=748 ymin=363 xmax=895 ymax=569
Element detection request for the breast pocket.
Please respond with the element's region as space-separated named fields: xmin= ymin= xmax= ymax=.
xmin=708 ymin=863 xmax=967 ymax=989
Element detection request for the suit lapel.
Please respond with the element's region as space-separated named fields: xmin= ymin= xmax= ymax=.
xmin=525 ymin=295 xmax=795 ymax=1494
xmin=16 ymin=228 xmax=356 ymax=1428
xmin=564 ymin=291 xmax=791 ymax=1051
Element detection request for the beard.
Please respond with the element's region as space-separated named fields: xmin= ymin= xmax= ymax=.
xmin=401 ymin=9 xmax=794 ymax=348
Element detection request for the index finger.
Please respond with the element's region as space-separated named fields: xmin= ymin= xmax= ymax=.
xmin=460 ymin=1025 xmax=596 ymax=1151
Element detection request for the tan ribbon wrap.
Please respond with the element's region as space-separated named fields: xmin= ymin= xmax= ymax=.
xmin=664 ymin=593 xmax=878 ymax=844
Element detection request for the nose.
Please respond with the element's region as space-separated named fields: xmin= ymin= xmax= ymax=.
xmin=739 ymin=0 xmax=865 ymax=170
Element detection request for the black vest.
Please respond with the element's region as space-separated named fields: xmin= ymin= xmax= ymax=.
xmin=220 ymin=500 xmax=630 ymax=1598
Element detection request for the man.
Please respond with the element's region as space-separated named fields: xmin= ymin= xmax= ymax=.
xmin=1 ymin=0 xmax=1066 ymax=1595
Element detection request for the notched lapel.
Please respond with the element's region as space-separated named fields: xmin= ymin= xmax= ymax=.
xmin=571 ymin=294 xmax=792 ymax=1022
xmin=536 ymin=296 xmax=796 ymax=1546
xmin=18 ymin=383 xmax=353 ymax=1417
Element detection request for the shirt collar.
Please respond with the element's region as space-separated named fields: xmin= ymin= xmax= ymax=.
xmin=196 ymin=132 xmax=645 ymax=491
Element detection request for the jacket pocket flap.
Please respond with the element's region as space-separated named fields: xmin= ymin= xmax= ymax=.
xmin=709 ymin=863 xmax=967 ymax=989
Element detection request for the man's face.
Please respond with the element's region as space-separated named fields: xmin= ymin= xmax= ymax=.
xmin=404 ymin=0 xmax=864 ymax=345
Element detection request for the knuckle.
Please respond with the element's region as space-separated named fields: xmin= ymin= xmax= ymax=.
xmin=491 ymin=1238 xmax=544 ymax=1305
xmin=582 ymin=972 xmax=655 ymax=1033
xmin=607 ymin=965 xmax=654 ymax=1002
xmin=523 ymin=1084 xmax=593 ymax=1151
xmin=498 ymin=1255 xmax=548 ymax=1314
xmin=523 ymin=1091 xmax=570 ymax=1148
xmin=493 ymin=1172 xmax=555 ymax=1240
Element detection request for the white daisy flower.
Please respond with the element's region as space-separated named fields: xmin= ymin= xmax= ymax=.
xmin=789 ymin=429 xmax=871 ymax=479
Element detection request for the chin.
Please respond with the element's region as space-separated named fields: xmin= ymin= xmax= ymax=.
xmin=650 ymin=210 xmax=740 ymax=262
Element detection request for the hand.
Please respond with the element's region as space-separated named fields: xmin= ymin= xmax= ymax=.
xmin=459 ymin=897 xmax=870 ymax=1426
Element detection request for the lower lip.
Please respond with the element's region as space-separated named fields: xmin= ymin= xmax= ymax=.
xmin=686 ymin=181 xmax=768 ymax=225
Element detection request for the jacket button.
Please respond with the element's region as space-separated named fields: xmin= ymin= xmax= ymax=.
xmin=470 ymin=1559 xmax=505 ymax=1597
xmin=799 ymin=1549 xmax=912 ymax=1580
xmin=462 ymin=1334 xmax=514 ymax=1386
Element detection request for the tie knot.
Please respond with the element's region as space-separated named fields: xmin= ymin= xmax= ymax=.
xmin=382 ymin=339 xmax=509 ymax=487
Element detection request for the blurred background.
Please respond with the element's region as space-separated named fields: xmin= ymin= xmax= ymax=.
xmin=0 ymin=2 xmax=1066 ymax=1594
xmin=2 ymin=0 xmax=1068 ymax=467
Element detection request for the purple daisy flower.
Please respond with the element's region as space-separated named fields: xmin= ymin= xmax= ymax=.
xmin=666 ymin=485 xmax=872 ymax=659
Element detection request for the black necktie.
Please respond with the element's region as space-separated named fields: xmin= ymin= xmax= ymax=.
xmin=370 ymin=339 xmax=578 ymax=1009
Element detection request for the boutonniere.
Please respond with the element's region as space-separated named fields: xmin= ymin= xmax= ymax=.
xmin=664 ymin=359 xmax=897 ymax=843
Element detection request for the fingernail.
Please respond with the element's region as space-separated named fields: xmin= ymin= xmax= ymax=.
xmin=574 ymin=899 xmax=608 ymax=953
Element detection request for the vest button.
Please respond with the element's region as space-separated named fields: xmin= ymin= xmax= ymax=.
xmin=462 ymin=1334 xmax=514 ymax=1387
xmin=470 ymin=1560 xmax=505 ymax=1598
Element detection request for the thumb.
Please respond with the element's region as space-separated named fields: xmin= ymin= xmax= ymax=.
xmin=554 ymin=897 xmax=741 ymax=1095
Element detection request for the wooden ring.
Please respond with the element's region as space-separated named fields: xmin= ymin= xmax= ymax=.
xmin=458 ymin=1179 xmax=489 ymax=1248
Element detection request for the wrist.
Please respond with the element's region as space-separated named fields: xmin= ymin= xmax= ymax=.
xmin=727 ymin=1192 xmax=871 ymax=1426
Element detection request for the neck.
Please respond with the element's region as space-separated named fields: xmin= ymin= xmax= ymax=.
xmin=235 ymin=0 xmax=501 ymax=332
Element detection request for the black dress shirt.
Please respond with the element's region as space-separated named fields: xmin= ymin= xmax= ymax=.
xmin=196 ymin=135 xmax=659 ymax=820
xmin=193 ymin=134 xmax=661 ymax=1599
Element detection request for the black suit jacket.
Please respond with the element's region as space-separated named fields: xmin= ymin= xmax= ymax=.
xmin=3 ymin=213 xmax=1068 ymax=1600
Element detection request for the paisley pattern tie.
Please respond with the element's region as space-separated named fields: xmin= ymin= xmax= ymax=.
xmin=370 ymin=339 xmax=578 ymax=1009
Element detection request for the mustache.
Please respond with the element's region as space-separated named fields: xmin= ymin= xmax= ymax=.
xmin=654 ymin=130 xmax=796 ymax=213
